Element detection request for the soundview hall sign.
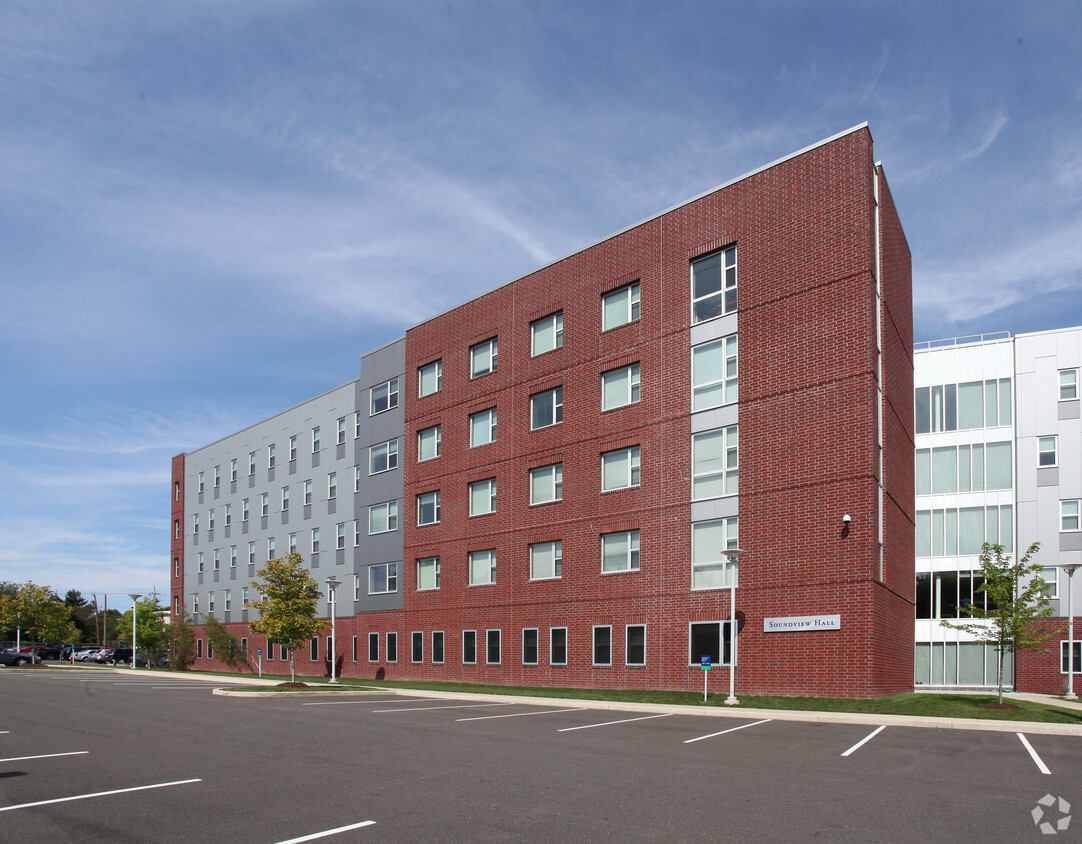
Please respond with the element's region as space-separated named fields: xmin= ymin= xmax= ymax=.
xmin=763 ymin=615 xmax=841 ymax=633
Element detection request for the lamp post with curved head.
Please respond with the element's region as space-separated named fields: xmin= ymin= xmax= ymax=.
xmin=127 ymin=593 xmax=141 ymax=669
xmin=1059 ymin=563 xmax=1080 ymax=700
xmin=723 ymin=548 xmax=746 ymax=705
xmin=325 ymin=577 xmax=341 ymax=684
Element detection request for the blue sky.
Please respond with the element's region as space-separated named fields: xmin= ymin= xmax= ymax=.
xmin=2 ymin=1 xmax=1080 ymax=611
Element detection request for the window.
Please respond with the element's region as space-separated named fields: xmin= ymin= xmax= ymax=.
xmin=310 ymin=637 xmax=319 ymax=662
xmin=311 ymin=426 xmax=321 ymax=454
xmin=288 ymin=533 xmax=297 ymax=554
xmin=1039 ymin=436 xmax=1058 ymax=467
xmin=469 ymin=550 xmax=497 ymax=586
xmin=242 ymin=499 xmax=249 ymax=522
xmin=531 ymin=312 xmax=564 ymax=356
xmin=268 ymin=444 xmax=276 ymax=468
xmin=915 ymin=442 xmax=1014 ymax=495
xmin=432 ymin=631 xmax=445 ymax=664
xmin=248 ymin=541 xmax=256 ymax=565
xmin=196 ymin=639 xmax=203 ymax=659
xmin=1062 ymin=500 xmax=1081 ymax=532
xmin=471 ymin=338 xmax=498 ymax=377
xmin=601 ymin=447 xmax=640 ymax=492
xmin=369 ymin=562 xmax=398 ymax=595
xmin=470 ymin=408 xmax=498 ymax=446
xmin=214 ymin=466 xmax=220 ymax=488
xmin=355 ymin=411 xmax=362 ymax=438
xmin=248 ymin=452 xmax=256 ymax=476
xmin=1060 ymin=369 xmax=1079 ymax=401
xmin=602 ymin=283 xmax=640 ymax=330
xmin=353 ymin=519 xmax=360 ymax=546
xmin=224 ymin=504 xmax=232 ymax=526
xmin=371 ymin=377 xmax=400 ymax=415
xmin=242 ymin=586 xmax=249 ymax=605
xmin=418 ymin=361 xmax=442 ymax=397
xmin=915 ymin=379 xmax=1012 ymax=434
xmin=311 ymin=528 xmax=320 ymax=553
xmin=418 ymin=426 xmax=441 ymax=461
xmin=174 ymin=520 xmax=180 ymax=539
xmin=230 ymin=458 xmax=238 ymax=482
xmin=692 ymin=518 xmax=739 ymax=589
xmin=192 ymin=514 xmax=199 ymax=536
xmin=916 ymin=570 xmax=1000 ymax=619
xmin=368 ymin=632 xmax=379 ymax=662
xmin=337 ymin=416 xmax=347 ymax=445
xmin=208 ymin=591 xmax=215 ymax=612
xmin=267 ymin=536 xmax=276 ymax=560
xmin=530 ymin=540 xmax=563 ymax=580
xmin=198 ymin=472 xmax=205 ymax=493
xmin=328 ymin=472 xmax=337 ymax=499
xmin=192 ymin=594 xmax=199 ymax=615
xmin=602 ymin=530 xmax=640 ymax=573
xmin=197 ymin=552 xmax=204 ymax=573
xmin=303 ymin=480 xmax=312 ymax=506
xmin=531 ymin=386 xmax=564 ymax=429
xmin=370 ymin=439 xmax=399 ymax=474
xmin=486 ymin=630 xmax=501 ymax=664
xmin=289 ymin=435 xmax=297 ymax=462
xmin=692 ymin=427 xmax=738 ymax=498
xmin=1062 ymin=640 xmax=1082 ymax=675
xmin=692 ymin=336 xmax=738 ymax=411
xmin=417 ymin=491 xmax=441 ymax=525
xmin=336 ymin=522 xmax=346 ymax=550
xmin=174 ymin=557 xmax=180 ymax=577
xmin=229 ymin=546 xmax=237 ymax=568
xmin=550 ymin=627 xmax=567 ymax=665
xmin=386 ymin=632 xmax=398 ymax=663
xmin=522 ymin=629 xmax=539 ymax=665
xmin=530 ymin=463 xmax=563 ymax=504
xmin=417 ymin=557 xmax=440 ymax=590
xmin=412 ymin=631 xmax=423 ymax=663
xmin=355 ymin=466 xmax=362 ymax=492
xmin=593 ymin=626 xmax=612 ymax=666
xmin=175 ymin=481 xmax=180 ymax=501
xmin=369 ymin=501 xmax=399 ymax=534
xmin=463 ymin=630 xmax=477 ymax=664
xmin=689 ymin=621 xmax=732 ymax=666
xmin=691 ymin=246 xmax=737 ymax=323
xmin=1040 ymin=567 xmax=1060 ymax=600
xmin=208 ymin=509 xmax=215 ymax=531
xmin=469 ymin=478 xmax=497 ymax=516
xmin=352 ymin=636 xmax=357 ymax=662
xmin=602 ymin=364 xmax=640 ymax=410
xmin=626 ymin=625 xmax=646 ymax=666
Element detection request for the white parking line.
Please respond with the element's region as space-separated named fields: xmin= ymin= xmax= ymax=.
xmin=275 ymin=820 xmax=377 ymax=843
xmin=456 ymin=708 xmax=585 ymax=722
xmin=0 ymin=778 xmax=202 ymax=813
xmin=683 ymin=718 xmax=772 ymax=744
xmin=558 ymin=713 xmax=673 ymax=732
xmin=1017 ymin=733 xmax=1052 ymax=775
xmin=373 ymin=703 xmax=513 ymax=713
xmin=0 ymin=751 xmax=88 ymax=763
xmin=302 ymin=698 xmax=445 ymax=706
xmin=840 ymin=725 xmax=886 ymax=757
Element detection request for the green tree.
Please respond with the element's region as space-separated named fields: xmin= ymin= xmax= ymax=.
xmin=0 ymin=582 xmax=79 ymax=643
xmin=169 ymin=609 xmax=196 ymax=670
xmin=204 ymin=614 xmax=249 ymax=670
xmin=64 ymin=590 xmax=96 ymax=642
xmin=117 ymin=598 xmax=170 ymax=667
xmin=247 ymin=553 xmax=325 ymax=682
xmin=940 ymin=542 xmax=1060 ymax=703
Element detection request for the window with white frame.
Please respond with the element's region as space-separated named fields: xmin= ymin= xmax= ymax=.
xmin=280 ymin=486 xmax=290 ymax=511
xmin=689 ymin=620 xmax=732 ymax=666
xmin=691 ymin=246 xmax=737 ymax=323
xmin=230 ymin=458 xmax=237 ymax=482
xmin=193 ymin=514 xmax=199 ymax=535
xmin=470 ymin=407 xmax=497 ymax=447
xmin=354 ymin=465 xmax=362 ymax=492
xmin=601 ymin=530 xmax=640 ymax=573
xmin=432 ymin=631 xmax=445 ymax=663
xmin=1062 ymin=500 xmax=1081 ymax=532
xmin=242 ymin=586 xmax=249 ymax=605
xmin=224 ymin=504 xmax=232 ymax=526
xmin=691 ymin=518 xmax=739 ymax=589
xmin=601 ymin=447 xmax=640 ymax=492
xmin=197 ymin=552 xmax=204 ymax=573
xmin=311 ymin=528 xmax=320 ymax=553
xmin=249 ymin=452 xmax=256 ymax=476
xmin=242 ymin=498 xmax=249 ymax=522
xmin=310 ymin=636 xmax=319 ymax=662
xmin=550 ymin=627 xmax=567 ymax=665
xmin=1060 ymin=368 xmax=1079 ymax=401
xmin=531 ymin=312 xmax=564 ymax=356
xmin=602 ymin=282 xmax=640 ymax=331
xmin=208 ymin=591 xmax=215 ymax=612
xmin=371 ymin=377 xmax=400 ymax=415
xmin=208 ymin=509 xmax=214 ymax=531
xmin=418 ymin=425 xmax=441 ymax=461
xmin=417 ymin=491 xmax=441 ymax=525
xmin=192 ymin=594 xmax=199 ymax=615
xmin=355 ymin=411 xmax=362 ymax=439
xmin=261 ymin=493 xmax=269 ymax=517
xmin=530 ymin=540 xmax=562 ymax=580
xmin=1040 ymin=567 xmax=1060 ymax=599
xmin=214 ymin=466 xmax=220 ymax=488
xmin=1039 ymin=436 xmax=1058 ymax=467
xmin=248 ymin=541 xmax=256 ymax=565
xmin=602 ymin=364 xmax=640 ymax=410
xmin=369 ymin=562 xmax=398 ymax=595
xmin=462 ymin=630 xmax=477 ymax=664
xmin=268 ymin=444 xmax=276 ymax=468
xmin=328 ymin=472 xmax=337 ymax=499
xmin=1062 ymin=640 xmax=1082 ymax=674
xmin=336 ymin=522 xmax=346 ymax=550
xmin=469 ymin=549 xmax=497 ymax=586
xmin=353 ymin=519 xmax=360 ymax=547
xmin=411 ymin=631 xmax=423 ymax=663
xmin=469 ymin=478 xmax=497 ymax=516
xmin=337 ymin=416 xmax=347 ymax=445
xmin=368 ymin=631 xmax=379 ymax=661
xmin=312 ymin=426 xmax=321 ymax=454
xmin=692 ymin=427 xmax=738 ymax=499
xmin=386 ymin=632 xmax=398 ymax=662
xmin=370 ymin=439 xmax=399 ymax=474
xmin=692 ymin=336 xmax=738 ymax=411
xmin=471 ymin=338 xmax=498 ymax=378
xmin=417 ymin=557 xmax=440 ymax=590
xmin=593 ymin=625 xmax=612 ymax=666
xmin=369 ymin=501 xmax=399 ymax=534
xmin=303 ymin=480 xmax=312 ymax=506
xmin=626 ymin=624 xmax=646 ymax=666
xmin=419 ymin=360 xmax=442 ymax=397
xmin=289 ymin=435 xmax=298 ymax=462
xmin=229 ymin=546 xmax=237 ymax=568
xmin=224 ymin=590 xmax=232 ymax=611
xmin=522 ymin=628 xmax=539 ymax=665
xmin=530 ymin=463 xmax=563 ymax=504
xmin=531 ymin=386 xmax=564 ymax=429
xmin=288 ymin=533 xmax=297 ymax=554
xmin=486 ymin=630 xmax=501 ymax=664
xmin=267 ymin=536 xmax=276 ymax=559
xmin=198 ymin=471 xmax=205 ymax=493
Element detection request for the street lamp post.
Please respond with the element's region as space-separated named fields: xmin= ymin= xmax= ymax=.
xmin=127 ymin=593 xmax=141 ymax=669
xmin=1059 ymin=564 xmax=1080 ymax=700
xmin=325 ymin=577 xmax=341 ymax=684
xmin=724 ymin=548 xmax=746 ymax=705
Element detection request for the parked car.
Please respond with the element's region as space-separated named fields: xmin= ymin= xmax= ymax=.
xmin=75 ymin=648 xmax=103 ymax=662
xmin=96 ymin=648 xmax=134 ymax=665
xmin=16 ymin=644 xmax=61 ymax=660
xmin=0 ymin=648 xmax=39 ymax=666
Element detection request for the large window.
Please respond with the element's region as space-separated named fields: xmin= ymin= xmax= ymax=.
xmin=469 ymin=479 xmax=497 ymax=516
xmin=471 ymin=338 xmax=498 ymax=378
xmin=1061 ymin=368 xmax=1080 ymax=401
xmin=531 ymin=312 xmax=564 ymax=356
xmin=550 ymin=627 xmax=567 ymax=665
xmin=530 ymin=463 xmax=563 ymax=504
xmin=370 ymin=439 xmax=399 ymax=474
xmin=418 ymin=425 xmax=441 ymax=461
xmin=411 ymin=632 xmax=423 ymax=663
xmin=470 ymin=408 xmax=497 ymax=446
xmin=692 ymin=336 xmax=738 ymax=411
xmin=915 ymin=505 xmax=1013 ymax=557
xmin=601 ymin=530 xmax=640 ymax=573
xmin=1062 ymin=500 xmax=1081 ymax=532
xmin=692 ymin=427 xmax=738 ymax=499
xmin=369 ymin=501 xmax=398 ymax=534
xmin=915 ymin=570 xmax=998 ymax=619
xmin=386 ymin=632 xmax=397 ymax=663
xmin=462 ymin=630 xmax=477 ymax=664
xmin=371 ymin=377 xmax=400 ymax=415
xmin=486 ymin=630 xmax=501 ymax=664
xmin=369 ymin=562 xmax=398 ymax=595
xmin=418 ymin=360 xmax=442 ymax=397
xmin=601 ymin=446 xmax=640 ymax=492
xmin=1039 ymin=436 xmax=1058 ymax=467
xmin=368 ymin=632 xmax=379 ymax=662
xmin=691 ymin=246 xmax=737 ymax=323
xmin=530 ymin=540 xmax=563 ymax=580
xmin=914 ymin=442 xmax=1013 ymax=495
xmin=469 ymin=550 xmax=497 ymax=586
xmin=592 ymin=626 xmax=612 ymax=666
xmin=522 ymin=629 xmax=539 ymax=665
xmin=914 ymin=378 xmax=1012 ymax=434
xmin=1062 ymin=641 xmax=1082 ymax=674
xmin=691 ymin=518 xmax=739 ymax=589
xmin=689 ymin=621 xmax=732 ymax=666
xmin=531 ymin=387 xmax=564 ymax=429
xmin=602 ymin=364 xmax=641 ymax=411
xmin=602 ymin=283 xmax=640 ymax=330
xmin=417 ymin=491 xmax=441 ymax=525
xmin=626 ymin=625 xmax=646 ymax=666
xmin=432 ymin=631 xmax=445 ymax=664
xmin=417 ymin=557 xmax=440 ymax=590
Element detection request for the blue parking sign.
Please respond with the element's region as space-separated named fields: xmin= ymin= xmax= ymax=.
xmin=701 ymin=655 xmax=712 ymax=670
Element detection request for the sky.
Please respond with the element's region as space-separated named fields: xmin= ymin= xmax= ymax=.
xmin=1 ymin=1 xmax=1081 ymax=612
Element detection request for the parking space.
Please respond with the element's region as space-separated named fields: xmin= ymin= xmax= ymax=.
xmin=2 ymin=671 xmax=1080 ymax=841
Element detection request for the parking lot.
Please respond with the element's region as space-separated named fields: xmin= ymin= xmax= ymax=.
xmin=1 ymin=669 xmax=1079 ymax=842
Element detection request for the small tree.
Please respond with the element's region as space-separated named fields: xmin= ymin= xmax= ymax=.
xmin=117 ymin=598 xmax=169 ymax=667
xmin=169 ymin=609 xmax=196 ymax=671
xmin=203 ymin=614 xmax=249 ymax=671
xmin=247 ymin=553 xmax=324 ymax=682
xmin=940 ymin=542 xmax=1060 ymax=703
